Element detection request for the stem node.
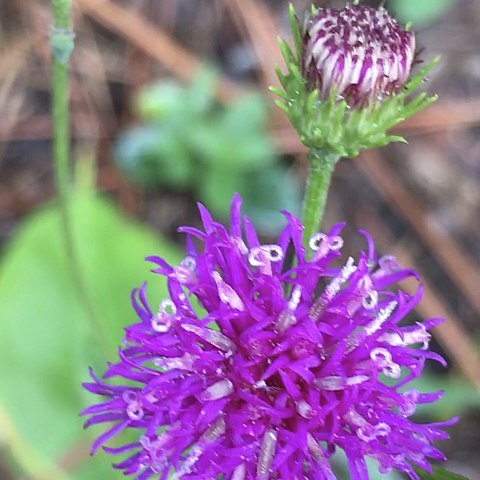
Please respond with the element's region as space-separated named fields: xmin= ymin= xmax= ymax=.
xmin=51 ymin=27 xmax=75 ymax=64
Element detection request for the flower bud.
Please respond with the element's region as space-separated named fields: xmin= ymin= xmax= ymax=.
xmin=274 ymin=3 xmax=438 ymax=157
xmin=303 ymin=4 xmax=416 ymax=106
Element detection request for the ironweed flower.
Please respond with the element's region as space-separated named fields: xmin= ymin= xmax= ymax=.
xmin=303 ymin=4 xmax=416 ymax=106
xmin=82 ymin=194 xmax=454 ymax=479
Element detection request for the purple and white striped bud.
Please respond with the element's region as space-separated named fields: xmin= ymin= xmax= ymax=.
xmin=275 ymin=3 xmax=436 ymax=156
xmin=303 ymin=3 xmax=416 ymax=106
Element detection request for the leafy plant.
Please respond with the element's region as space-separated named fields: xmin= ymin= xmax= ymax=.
xmin=115 ymin=68 xmax=301 ymax=233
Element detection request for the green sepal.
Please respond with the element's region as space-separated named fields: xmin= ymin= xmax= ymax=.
xmin=289 ymin=3 xmax=303 ymax=59
xmin=274 ymin=6 xmax=440 ymax=158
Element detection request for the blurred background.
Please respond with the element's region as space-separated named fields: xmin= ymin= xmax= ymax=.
xmin=0 ymin=0 xmax=479 ymax=478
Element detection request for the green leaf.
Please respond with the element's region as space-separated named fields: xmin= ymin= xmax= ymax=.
xmin=115 ymin=124 xmax=193 ymax=189
xmin=197 ymin=167 xmax=247 ymax=219
xmin=190 ymin=95 xmax=276 ymax=173
xmin=389 ymin=0 xmax=457 ymax=28
xmin=0 ymin=194 xmax=182 ymax=476
xmin=241 ymin=165 xmax=302 ymax=235
xmin=415 ymin=466 xmax=470 ymax=480
xmin=134 ymin=81 xmax=185 ymax=121
xmin=135 ymin=67 xmax=218 ymax=122
xmin=278 ymin=37 xmax=295 ymax=65
xmin=221 ymin=94 xmax=270 ymax=135
xmin=197 ymin=165 xmax=301 ymax=235
xmin=74 ymin=449 xmax=124 ymax=480
xmin=185 ymin=65 xmax=218 ymax=115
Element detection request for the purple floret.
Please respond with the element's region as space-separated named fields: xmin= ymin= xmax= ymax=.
xmin=82 ymin=194 xmax=455 ymax=480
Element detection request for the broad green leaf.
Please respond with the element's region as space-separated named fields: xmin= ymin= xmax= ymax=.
xmin=0 ymin=194 xmax=182 ymax=476
xmin=75 ymin=448 xmax=124 ymax=480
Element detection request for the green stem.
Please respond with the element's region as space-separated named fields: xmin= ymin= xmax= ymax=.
xmin=302 ymin=150 xmax=339 ymax=247
xmin=51 ymin=0 xmax=107 ymax=355
xmin=52 ymin=0 xmax=71 ymax=29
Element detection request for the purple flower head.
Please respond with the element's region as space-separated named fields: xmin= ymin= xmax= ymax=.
xmin=303 ymin=3 xmax=416 ymax=106
xmin=82 ymin=194 xmax=454 ymax=480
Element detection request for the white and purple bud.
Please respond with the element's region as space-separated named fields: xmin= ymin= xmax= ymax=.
xmin=303 ymin=3 xmax=416 ymax=106
xmin=275 ymin=3 xmax=436 ymax=156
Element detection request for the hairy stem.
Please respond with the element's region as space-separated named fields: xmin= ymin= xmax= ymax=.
xmin=302 ymin=150 xmax=339 ymax=247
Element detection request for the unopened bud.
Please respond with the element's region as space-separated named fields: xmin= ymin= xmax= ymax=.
xmin=274 ymin=3 xmax=438 ymax=157
xmin=303 ymin=4 xmax=415 ymax=106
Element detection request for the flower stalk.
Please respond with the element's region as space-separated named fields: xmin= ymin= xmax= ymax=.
xmin=51 ymin=0 xmax=107 ymax=354
xmin=302 ymin=149 xmax=339 ymax=245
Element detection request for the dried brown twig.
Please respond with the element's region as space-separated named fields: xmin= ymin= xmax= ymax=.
xmin=225 ymin=0 xmax=281 ymax=91
xmin=76 ymin=0 xmax=240 ymax=102
xmin=357 ymin=150 xmax=480 ymax=320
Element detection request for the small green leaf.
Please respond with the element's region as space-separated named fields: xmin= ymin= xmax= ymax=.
xmin=190 ymin=95 xmax=276 ymax=173
xmin=185 ymin=65 xmax=218 ymax=115
xmin=134 ymin=81 xmax=185 ymax=121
